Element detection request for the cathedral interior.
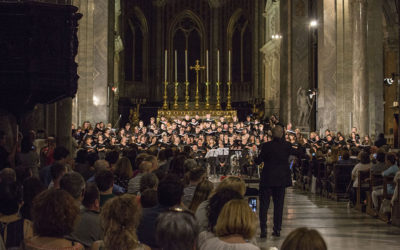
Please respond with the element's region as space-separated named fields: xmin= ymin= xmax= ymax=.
xmin=0 ymin=0 xmax=399 ymax=150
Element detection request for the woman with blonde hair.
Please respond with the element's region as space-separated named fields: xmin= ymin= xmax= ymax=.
xmin=91 ymin=194 xmax=149 ymax=250
xmin=114 ymin=157 xmax=133 ymax=191
xmin=200 ymin=199 xmax=259 ymax=250
xmin=195 ymin=176 xmax=246 ymax=232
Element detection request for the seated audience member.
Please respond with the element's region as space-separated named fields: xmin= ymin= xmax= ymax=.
xmin=182 ymin=167 xmax=206 ymax=207
xmin=336 ymin=150 xmax=355 ymax=165
xmin=16 ymin=136 xmax=39 ymax=177
xmin=104 ymin=150 xmax=119 ymax=172
xmin=350 ymin=151 xmax=371 ymax=206
xmin=128 ymin=161 xmax=153 ymax=195
xmin=156 ymin=208 xmax=199 ymax=250
xmin=200 ymin=199 xmax=259 ymax=250
xmin=139 ymin=173 xmax=159 ymax=194
xmin=189 ymin=180 xmax=214 ymax=212
xmin=374 ymin=133 xmax=387 ymax=148
xmin=370 ymin=151 xmax=388 ymax=174
xmin=39 ymin=146 xmax=70 ymax=186
xmin=140 ymin=189 xmax=158 ymax=208
xmin=0 ymin=182 xmax=33 ymax=248
xmin=20 ymin=177 xmax=45 ymax=220
xmin=48 ymin=163 xmax=67 ymax=189
xmin=91 ymin=194 xmax=150 ymax=250
xmin=70 ymin=183 xmax=102 ymax=248
xmin=137 ymin=175 xmax=184 ymax=248
xmin=391 ymin=170 xmax=400 ymax=206
xmin=95 ymin=170 xmax=115 ymax=207
xmin=23 ymin=189 xmax=83 ymax=250
xmin=0 ymin=168 xmax=16 ymax=184
xmin=88 ymin=160 xmax=125 ymax=194
xmin=281 ymin=227 xmax=327 ymax=250
xmin=372 ymin=153 xmax=399 ymax=211
xmin=74 ymin=149 xmax=88 ymax=172
xmin=114 ymin=157 xmax=133 ymax=191
xmin=195 ymin=176 xmax=246 ymax=232
xmin=60 ymin=172 xmax=86 ymax=203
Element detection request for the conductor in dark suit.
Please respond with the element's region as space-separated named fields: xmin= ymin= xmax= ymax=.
xmin=255 ymin=125 xmax=292 ymax=238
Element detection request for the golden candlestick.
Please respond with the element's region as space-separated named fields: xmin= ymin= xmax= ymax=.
xmin=162 ymin=81 xmax=168 ymax=110
xmin=190 ymin=60 xmax=206 ymax=110
xmin=227 ymin=81 xmax=232 ymax=110
xmin=205 ymin=81 xmax=210 ymax=109
xmin=184 ymin=81 xmax=189 ymax=110
xmin=173 ymin=81 xmax=179 ymax=110
xmin=216 ymin=81 xmax=221 ymax=110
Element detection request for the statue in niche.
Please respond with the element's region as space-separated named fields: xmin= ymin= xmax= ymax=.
xmin=296 ymin=87 xmax=312 ymax=126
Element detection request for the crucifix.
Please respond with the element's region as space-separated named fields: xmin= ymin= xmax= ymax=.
xmin=190 ymin=60 xmax=206 ymax=109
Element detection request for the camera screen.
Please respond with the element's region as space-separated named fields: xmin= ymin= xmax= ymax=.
xmin=248 ymin=197 xmax=257 ymax=213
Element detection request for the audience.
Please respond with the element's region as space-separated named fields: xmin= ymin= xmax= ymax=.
xmin=20 ymin=177 xmax=45 ymax=220
xmin=92 ymin=194 xmax=150 ymax=250
xmin=156 ymin=208 xmax=199 ymax=250
xmin=280 ymin=227 xmax=327 ymax=250
xmin=24 ymin=189 xmax=83 ymax=249
xmin=137 ymin=174 xmax=184 ymax=248
xmin=189 ymin=180 xmax=213 ymax=212
xmin=70 ymin=183 xmax=103 ymax=248
xmin=200 ymin=199 xmax=259 ymax=250
xmin=0 ymin=182 xmax=32 ymax=249
xmin=182 ymin=167 xmax=206 ymax=207
xmin=95 ymin=170 xmax=115 ymax=207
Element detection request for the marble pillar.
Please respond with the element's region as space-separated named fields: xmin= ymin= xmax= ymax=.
xmin=279 ymin=0 xmax=292 ymax=124
xmin=367 ymin=0 xmax=384 ymax=137
xmin=352 ymin=0 xmax=369 ymax=137
xmin=261 ymin=0 xmax=280 ymax=117
xmin=317 ymin=0 xmax=337 ymax=134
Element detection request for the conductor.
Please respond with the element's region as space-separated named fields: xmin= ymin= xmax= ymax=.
xmin=255 ymin=125 xmax=292 ymax=238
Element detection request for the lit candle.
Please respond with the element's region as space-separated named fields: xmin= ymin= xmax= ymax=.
xmin=228 ymin=50 xmax=231 ymax=82
xmin=217 ymin=50 xmax=220 ymax=82
xmin=175 ymin=50 xmax=177 ymax=82
xmin=164 ymin=50 xmax=167 ymax=81
xmin=206 ymin=50 xmax=209 ymax=82
xmin=185 ymin=50 xmax=188 ymax=82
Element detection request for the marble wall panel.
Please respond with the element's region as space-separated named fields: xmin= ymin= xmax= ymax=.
xmin=367 ymin=0 xmax=384 ymax=137
xmin=317 ymin=0 xmax=337 ymax=134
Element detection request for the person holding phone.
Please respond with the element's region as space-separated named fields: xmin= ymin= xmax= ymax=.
xmin=255 ymin=125 xmax=293 ymax=238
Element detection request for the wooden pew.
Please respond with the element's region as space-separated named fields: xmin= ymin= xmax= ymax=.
xmin=355 ymin=169 xmax=370 ymax=212
xmin=316 ymin=160 xmax=327 ymax=196
xmin=392 ymin=179 xmax=400 ymax=226
xmin=330 ymin=164 xmax=354 ymax=201
xmin=366 ymin=172 xmax=384 ymax=216
xmin=378 ymin=176 xmax=394 ymax=222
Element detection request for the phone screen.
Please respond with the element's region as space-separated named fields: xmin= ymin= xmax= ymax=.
xmin=248 ymin=197 xmax=257 ymax=213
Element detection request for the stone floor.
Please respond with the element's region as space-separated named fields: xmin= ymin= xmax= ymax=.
xmin=254 ymin=187 xmax=400 ymax=250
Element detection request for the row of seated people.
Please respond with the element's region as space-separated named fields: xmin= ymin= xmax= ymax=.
xmin=294 ymin=144 xmax=400 ymax=225
xmin=0 ymin=142 xmax=329 ymax=250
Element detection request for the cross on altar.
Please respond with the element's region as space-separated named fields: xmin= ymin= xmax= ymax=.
xmin=190 ymin=60 xmax=206 ymax=109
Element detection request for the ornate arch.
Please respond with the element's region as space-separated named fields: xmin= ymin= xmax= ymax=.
xmin=227 ymin=8 xmax=245 ymax=50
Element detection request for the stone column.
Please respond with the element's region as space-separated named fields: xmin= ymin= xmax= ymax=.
xmin=367 ymin=0 xmax=384 ymax=137
xmin=352 ymin=0 xmax=369 ymax=136
xmin=317 ymin=0 xmax=337 ymax=134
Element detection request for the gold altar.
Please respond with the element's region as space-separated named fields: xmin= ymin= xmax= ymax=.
xmin=160 ymin=54 xmax=236 ymax=121
xmin=157 ymin=108 xmax=237 ymax=121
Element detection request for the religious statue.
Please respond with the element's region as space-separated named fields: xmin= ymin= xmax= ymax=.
xmin=296 ymin=87 xmax=312 ymax=126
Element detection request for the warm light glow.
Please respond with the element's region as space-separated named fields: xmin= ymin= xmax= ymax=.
xmin=93 ymin=95 xmax=99 ymax=106
xmin=310 ymin=20 xmax=318 ymax=28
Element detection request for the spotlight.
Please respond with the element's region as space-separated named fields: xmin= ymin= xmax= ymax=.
xmin=384 ymin=78 xmax=394 ymax=85
xmin=310 ymin=20 xmax=318 ymax=28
